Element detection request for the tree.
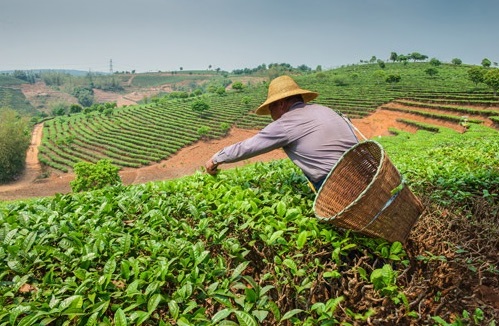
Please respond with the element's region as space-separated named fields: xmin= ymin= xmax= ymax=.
xmin=69 ymin=104 xmax=83 ymax=114
xmin=0 ymin=108 xmax=31 ymax=183
xmin=12 ymin=70 xmax=35 ymax=83
xmin=385 ymin=74 xmax=401 ymax=88
xmin=408 ymin=52 xmax=428 ymax=62
xmin=483 ymin=69 xmax=499 ymax=96
xmin=425 ymin=67 xmax=439 ymax=77
xmin=377 ymin=59 xmax=386 ymax=69
xmin=389 ymin=52 xmax=398 ymax=62
xmin=451 ymin=58 xmax=462 ymax=66
xmin=429 ymin=58 xmax=441 ymax=66
xmin=467 ymin=66 xmax=486 ymax=86
xmin=191 ymin=100 xmax=210 ymax=117
xmin=297 ymin=64 xmax=311 ymax=72
xmin=481 ymin=58 xmax=491 ymax=68
xmin=51 ymin=103 xmax=67 ymax=116
xmin=397 ymin=55 xmax=408 ymax=65
xmin=70 ymin=159 xmax=122 ymax=192
xmin=72 ymin=86 xmax=94 ymax=107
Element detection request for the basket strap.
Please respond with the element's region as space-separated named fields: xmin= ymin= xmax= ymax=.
xmin=339 ymin=112 xmax=367 ymax=141
xmin=359 ymin=180 xmax=406 ymax=232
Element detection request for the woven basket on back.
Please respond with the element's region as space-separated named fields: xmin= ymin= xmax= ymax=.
xmin=313 ymin=140 xmax=423 ymax=243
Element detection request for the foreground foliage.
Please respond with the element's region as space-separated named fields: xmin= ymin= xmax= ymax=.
xmin=1 ymin=125 xmax=498 ymax=325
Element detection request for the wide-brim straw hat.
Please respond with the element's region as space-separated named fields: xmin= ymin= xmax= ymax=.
xmin=255 ymin=75 xmax=319 ymax=115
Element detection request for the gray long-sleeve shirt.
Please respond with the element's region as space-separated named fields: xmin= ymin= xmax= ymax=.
xmin=212 ymin=102 xmax=358 ymax=182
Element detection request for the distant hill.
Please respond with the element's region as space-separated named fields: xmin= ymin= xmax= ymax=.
xmin=0 ymin=69 xmax=108 ymax=76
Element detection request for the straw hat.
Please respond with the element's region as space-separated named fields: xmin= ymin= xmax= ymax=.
xmin=255 ymin=75 xmax=319 ymax=115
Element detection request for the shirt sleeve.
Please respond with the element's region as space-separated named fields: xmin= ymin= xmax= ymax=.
xmin=212 ymin=121 xmax=290 ymax=164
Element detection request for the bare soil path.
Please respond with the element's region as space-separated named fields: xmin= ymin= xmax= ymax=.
xmin=0 ymin=106 xmax=468 ymax=201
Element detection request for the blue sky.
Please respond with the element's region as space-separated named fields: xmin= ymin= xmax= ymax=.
xmin=2 ymin=0 xmax=498 ymax=73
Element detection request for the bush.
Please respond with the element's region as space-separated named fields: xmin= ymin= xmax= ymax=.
xmin=70 ymin=159 xmax=122 ymax=192
xmin=232 ymin=81 xmax=244 ymax=91
xmin=220 ymin=122 xmax=231 ymax=134
xmin=197 ymin=126 xmax=211 ymax=139
xmin=191 ymin=100 xmax=210 ymax=117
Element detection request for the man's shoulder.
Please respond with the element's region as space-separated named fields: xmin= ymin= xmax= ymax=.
xmin=301 ymin=103 xmax=339 ymax=116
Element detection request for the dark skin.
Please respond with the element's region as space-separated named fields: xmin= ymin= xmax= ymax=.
xmin=204 ymin=96 xmax=302 ymax=175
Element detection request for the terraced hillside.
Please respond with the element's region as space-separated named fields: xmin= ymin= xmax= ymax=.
xmin=381 ymin=95 xmax=499 ymax=133
xmin=34 ymin=62 xmax=499 ymax=173
xmin=38 ymin=90 xmax=269 ymax=172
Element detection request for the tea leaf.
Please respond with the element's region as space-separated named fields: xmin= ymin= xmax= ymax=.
xmin=86 ymin=312 xmax=99 ymax=326
xmin=22 ymin=231 xmax=37 ymax=253
xmin=268 ymin=230 xmax=284 ymax=245
xmin=114 ymin=308 xmax=127 ymax=326
xmin=120 ymin=234 xmax=131 ymax=255
xmin=281 ymin=308 xmax=303 ymax=321
xmin=252 ymin=310 xmax=269 ymax=322
xmin=231 ymin=261 xmax=250 ymax=280
xmin=168 ymin=300 xmax=179 ymax=320
xmin=17 ymin=313 xmax=40 ymax=326
xmin=267 ymin=301 xmax=281 ymax=321
xmin=390 ymin=241 xmax=403 ymax=255
xmin=282 ymin=258 xmax=298 ymax=274
xmin=245 ymin=287 xmax=257 ymax=303
xmin=129 ymin=310 xmax=150 ymax=325
xmin=195 ymin=250 xmax=210 ymax=265
xmin=4 ymin=228 xmax=18 ymax=245
xmin=147 ymin=293 xmax=162 ymax=313
xmin=234 ymin=310 xmax=258 ymax=326
xmin=296 ymin=230 xmax=308 ymax=249
xmin=104 ymin=257 xmax=117 ymax=276
xmin=276 ymin=201 xmax=286 ymax=217
xmin=211 ymin=308 xmax=232 ymax=323
xmin=59 ymin=295 xmax=83 ymax=311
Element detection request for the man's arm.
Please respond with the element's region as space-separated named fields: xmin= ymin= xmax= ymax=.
xmin=205 ymin=122 xmax=289 ymax=174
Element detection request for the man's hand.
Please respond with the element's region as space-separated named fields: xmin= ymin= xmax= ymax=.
xmin=205 ymin=158 xmax=219 ymax=175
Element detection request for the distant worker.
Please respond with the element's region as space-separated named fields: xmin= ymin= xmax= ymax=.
xmin=205 ymin=75 xmax=359 ymax=191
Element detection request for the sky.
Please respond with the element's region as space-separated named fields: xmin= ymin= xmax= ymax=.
xmin=2 ymin=0 xmax=499 ymax=73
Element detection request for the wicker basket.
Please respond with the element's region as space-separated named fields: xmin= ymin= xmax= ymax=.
xmin=313 ymin=140 xmax=423 ymax=243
